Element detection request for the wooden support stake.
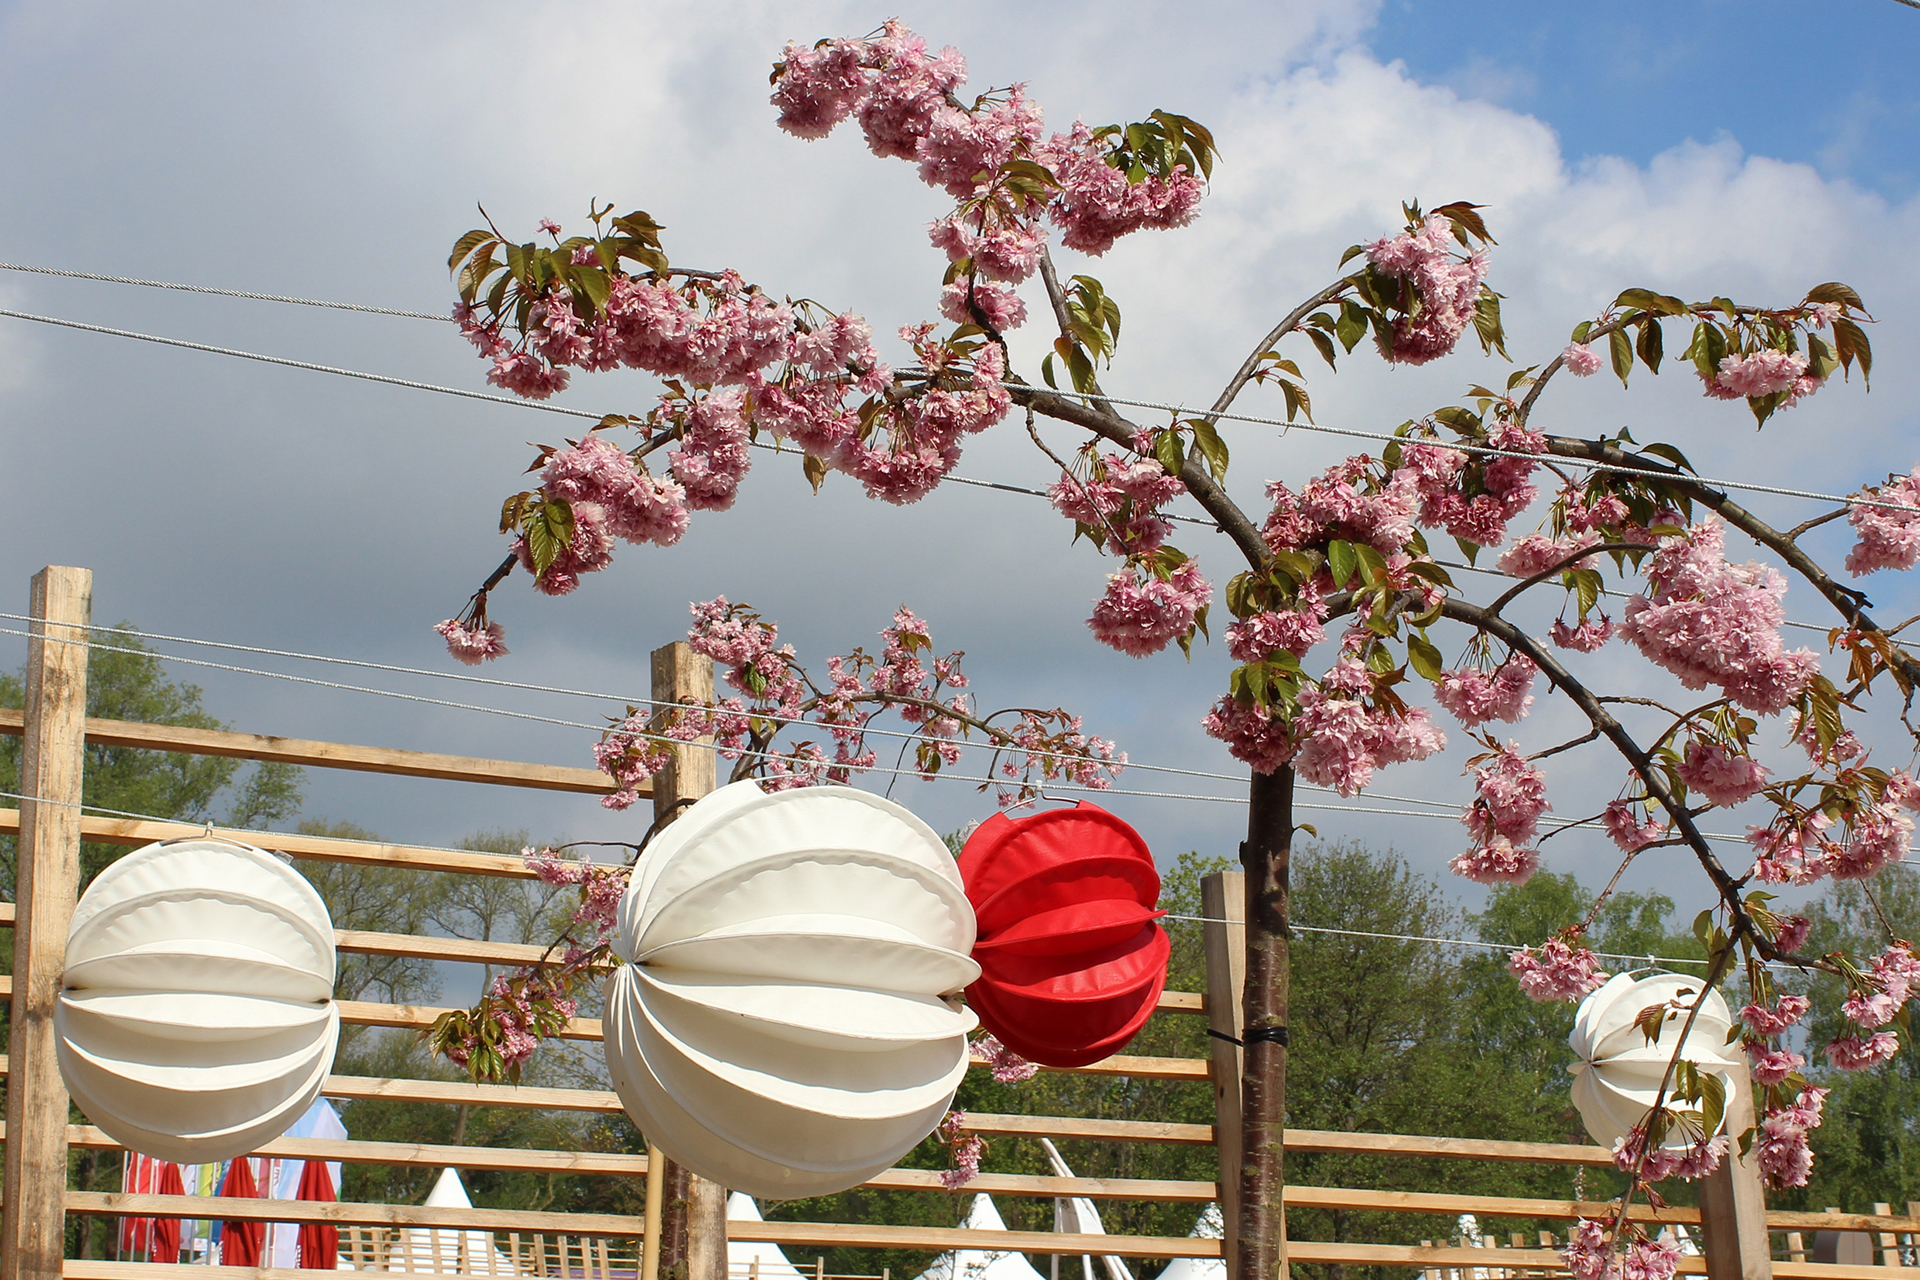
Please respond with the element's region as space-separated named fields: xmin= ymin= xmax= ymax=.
xmin=1 ymin=571 xmax=92 ymax=1280
xmin=1697 ymin=1054 xmax=1771 ymax=1280
xmin=1201 ymin=869 xmax=1247 ymax=1278
xmin=649 ymin=642 xmax=728 ymax=1280
xmin=2 ymin=566 xmax=92 ymax=1280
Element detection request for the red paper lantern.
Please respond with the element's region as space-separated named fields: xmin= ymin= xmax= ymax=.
xmin=957 ymin=803 xmax=1168 ymax=1067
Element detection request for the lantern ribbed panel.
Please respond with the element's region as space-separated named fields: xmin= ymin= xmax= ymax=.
xmin=56 ymin=838 xmax=339 ymax=1163
xmin=604 ymin=781 xmax=978 ymax=1199
xmin=958 ymin=803 xmax=1167 ymax=1068
xmin=1568 ymin=971 xmax=1741 ymax=1149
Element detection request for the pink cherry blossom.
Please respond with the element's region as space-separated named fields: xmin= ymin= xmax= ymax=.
xmin=435 ymin=618 xmax=509 ymax=666
xmin=1604 ymin=800 xmax=1665 ymax=853
xmin=1621 ymin=518 xmax=1820 ymax=714
xmin=771 ymin=38 xmax=871 ymax=140
xmin=1740 ymin=994 xmax=1810 ymax=1037
xmin=1747 ymin=812 xmax=1834 ymax=885
xmin=1363 ymin=214 xmax=1491 ymax=366
xmin=1285 ymin=661 xmax=1445 ymax=795
xmin=1676 ymin=740 xmax=1769 ymax=807
xmin=1509 ymin=934 xmax=1608 ymax=1001
xmin=1034 ymin=119 xmax=1204 ymax=256
xmin=1886 ymin=770 xmax=1920 ymax=813
xmin=1774 ymin=915 xmax=1812 ymax=954
xmin=1745 ymin=1043 xmax=1805 ymax=1086
xmin=1087 ymin=561 xmax=1211 ymax=658
xmin=1562 ymin=343 xmax=1603 ymax=376
xmin=940 ymin=278 xmax=1028 ymax=331
xmin=1826 ymin=1030 xmax=1900 ymax=1070
xmin=1845 ymin=467 xmax=1920 ymax=575
xmin=1563 ymin=1220 xmax=1613 ymax=1280
xmin=1551 ymin=615 xmax=1615 ymax=652
xmin=1433 ymin=657 xmax=1536 ymax=728
xmin=1200 ymin=694 xmax=1297 ymax=774
xmin=1449 ymin=833 xmax=1539 ymax=884
xmin=1498 ymin=533 xmax=1598 ymax=579
xmin=1825 ymin=803 xmax=1913 ymax=880
xmin=1226 ymin=606 xmax=1327 ymax=662
xmin=973 ymin=1033 xmax=1039 ymax=1083
xmin=1755 ymin=1111 xmax=1814 ymax=1188
xmin=1714 ymin=348 xmax=1810 ymax=399
xmin=1613 ymin=1124 xmax=1728 ymax=1183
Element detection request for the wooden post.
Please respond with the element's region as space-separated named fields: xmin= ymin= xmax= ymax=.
xmin=1237 ymin=766 xmax=1293 ymax=1280
xmin=1697 ymin=1055 xmax=1771 ymax=1280
xmin=2 ymin=566 xmax=92 ymax=1280
xmin=1201 ymin=869 xmax=1247 ymax=1278
xmin=649 ymin=642 xmax=728 ymax=1280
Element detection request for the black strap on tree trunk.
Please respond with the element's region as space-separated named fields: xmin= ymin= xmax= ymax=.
xmin=1207 ymin=1025 xmax=1287 ymax=1047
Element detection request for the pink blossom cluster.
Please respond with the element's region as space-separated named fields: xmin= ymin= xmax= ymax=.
xmin=1508 ymin=933 xmax=1608 ymax=1002
xmin=1551 ymin=614 xmax=1615 ymax=652
xmin=541 ymin=435 xmax=692 ymax=549
xmin=1621 ymin=519 xmax=1820 ymax=714
xmin=1451 ymin=746 xmax=1548 ymax=884
xmin=1285 ymin=659 xmax=1447 ymax=794
xmin=1604 ymin=799 xmax=1665 ymax=853
xmin=513 ymin=499 xmax=614 ymax=597
xmin=1561 ymin=342 xmax=1603 ymax=377
xmin=1747 ymin=811 xmax=1834 ymax=885
xmin=1432 ymin=656 xmax=1536 ymax=728
xmin=1497 ymin=532 xmax=1599 ymax=580
xmin=525 ymin=847 xmax=630 ymax=937
xmin=1226 ymin=601 xmax=1328 ymax=663
xmin=592 ymin=719 xmax=674 ymax=812
xmin=1088 ymin=560 xmax=1212 ymax=658
xmin=1826 ymin=804 xmax=1914 ymax=880
xmin=973 ymin=1033 xmax=1040 ymax=1083
xmin=1261 ymin=460 xmax=1420 ymax=555
xmin=1745 ymin=1043 xmax=1805 ymax=1086
xmin=1845 ymin=466 xmax=1920 ymax=575
xmin=1756 ymin=1087 xmax=1828 ymax=1188
xmin=1705 ymin=348 xmax=1821 ymax=406
xmin=1048 ymin=453 xmax=1186 ymax=556
xmin=1564 ymin=1221 xmax=1681 ymax=1280
xmin=936 ymin=1110 xmax=985 ymax=1189
xmin=1612 ymin=1123 xmax=1728 ymax=1183
xmin=1739 ymin=994 xmax=1810 ymax=1037
xmin=1363 ymin=214 xmax=1492 ymax=365
xmin=1199 ymin=695 xmax=1297 ymax=775
xmin=1840 ymin=943 xmax=1920 ymax=1030
xmin=434 ymin=618 xmax=509 ymax=666
xmin=443 ymin=968 xmax=582 ymax=1074
xmin=1393 ymin=427 xmax=1545 ymax=548
xmin=772 ymin=21 xmax=1203 ymax=280
xmin=1827 ymin=1030 xmax=1900 ymax=1070
xmin=1676 ymin=740 xmax=1770 ymax=807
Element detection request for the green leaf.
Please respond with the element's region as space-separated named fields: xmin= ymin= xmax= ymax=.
xmin=1636 ymin=317 xmax=1664 ymax=373
xmin=1040 ymin=353 xmax=1059 ymax=389
xmin=1833 ymin=316 xmax=1873 ymax=386
xmin=1305 ymin=328 xmax=1338 ymax=369
xmin=572 ymin=266 xmax=611 ymax=313
xmin=524 ymin=498 xmax=576 ymax=580
xmin=1327 ymin=539 xmax=1359 ymax=589
xmin=1404 ymin=560 xmax=1454 ymax=588
xmin=1336 ymin=300 xmax=1369 ymax=353
xmin=1191 ymin=418 xmax=1230 ymax=480
xmin=1804 ymin=282 xmax=1865 ymax=310
xmin=447 ymin=228 xmax=494 ymax=274
xmin=1700 ymin=1070 xmax=1726 ymax=1138
xmin=1352 ymin=542 xmax=1388 ymax=587
xmin=1609 ymin=327 xmax=1634 ymax=387
xmin=1155 ymin=428 xmax=1186 ymax=476
xmin=802 ymin=452 xmax=829 ymax=494
xmin=1406 ymin=632 xmax=1444 ymax=681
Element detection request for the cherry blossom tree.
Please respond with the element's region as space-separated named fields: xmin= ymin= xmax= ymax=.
xmin=428 ymin=20 xmax=1919 ymax=1280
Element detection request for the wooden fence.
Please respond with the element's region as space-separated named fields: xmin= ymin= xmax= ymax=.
xmin=2 ymin=564 xmax=1917 ymax=1280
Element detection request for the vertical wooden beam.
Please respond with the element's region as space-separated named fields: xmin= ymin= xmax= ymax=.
xmin=2 ymin=566 xmax=92 ymax=1280
xmin=649 ymin=642 xmax=727 ymax=1280
xmin=1697 ymin=1055 xmax=1771 ymax=1280
xmin=1201 ymin=870 xmax=1246 ymax=1279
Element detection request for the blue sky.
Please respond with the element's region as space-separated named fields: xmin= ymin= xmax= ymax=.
xmin=1370 ymin=0 xmax=1920 ymax=199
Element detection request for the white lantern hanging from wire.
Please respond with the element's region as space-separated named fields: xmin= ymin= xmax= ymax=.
xmin=1568 ymin=971 xmax=1741 ymax=1150
xmin=56 ymin=837 xmax=340 ymax=1163
xmin=604 ymin=781 xmax=978 ymax=1199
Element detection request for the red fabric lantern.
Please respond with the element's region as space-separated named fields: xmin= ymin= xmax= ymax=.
xmin=295 ymin=1157 xmax=340 ymax=1268
xmin=957 ymin=802 xmax=1168 ymax=1067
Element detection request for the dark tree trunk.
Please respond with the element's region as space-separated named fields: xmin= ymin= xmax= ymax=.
xmin=1237 ymin=765 xmax=1293 ymax=1280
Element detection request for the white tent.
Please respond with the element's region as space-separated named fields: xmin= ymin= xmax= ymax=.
xmin=267 ymin=1098 xmax=349 ymax=1268
xmin=1152 ymin=1204 xmax=1226 ymax=1280
xmin=914 ymin=1194 xmax=1048 ymax=1280
xmin=729 ymin=1192 xmax=810 ymax=1280
xmin=380 ymin=1168 xmax=518 ymax=1274
xmin=1038 ymin=1139 xmax=1131 ymax=1280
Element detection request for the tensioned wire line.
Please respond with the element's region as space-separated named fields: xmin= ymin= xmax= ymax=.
xmin=0 ymin=611 xmax=1785 ymax=841
xmin=1 ymin=302 xmax=1914 ymax=517
xmin=0 ymin=625 xmax=1767 ymax=847
xmin=0 ymin=783 xmax=1752 ymax=967
xmin=0 ymin=263 xmax=453 ymax=321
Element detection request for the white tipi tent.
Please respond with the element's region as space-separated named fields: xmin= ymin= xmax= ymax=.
xmin=1038 ymin=1139 xmax=1132 ymax=1280
xmin=729 ymin=1192 xmax=810 ymax=1280
xmin=382 ymin=1168 xmax=518 ymax=1274
xmin=914 ymin=1194 xmax=1049 ymax=1280
xmin=1153 ymin=1204 xmax=1227 ymax=1280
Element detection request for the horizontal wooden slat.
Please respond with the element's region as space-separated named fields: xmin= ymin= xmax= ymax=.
xmin=1285 ymin=1184 xmax=1694 ymax=1224
xmin=65 ymin=1266 xmax=347 ymax=1280
xmin=317 ymin=1070 xmax=627 ymax=1114
xmin=63 ymin=1193 xmax=1211 ymax=1258
xmin=332 ymin=926 xmax=597 ymax=968
xmin=1285 ymin=1127 xmax=1611 ymax=1166
xmin=0 ymin=808 xmax=538 ymax=878
xmin=53 ymin=1123 xmax=650 ymax=1177
xmin=1157 ymin=989 xmax=1205 ymax=1015
xmin=1285 ymin=1239 xmax=1678 ymax=1273
xmin=956 ymin=1112 xmax=1217 ymax=1145
xmin=0 ymin=707 xmax=631 ymax=796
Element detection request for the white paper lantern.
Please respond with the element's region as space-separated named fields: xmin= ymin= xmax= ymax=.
xmin=1568 ymin=971 xmax=1741 ymax=1150
xmin=57 ymin=837 xmax=339 ymax=1163
xmin=604 ymin=781 xmax=979 ymax=1199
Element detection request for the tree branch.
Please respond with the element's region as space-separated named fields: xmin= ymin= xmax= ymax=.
xmin=1205 ymin=277 xmax=1354 ymax=423
xmin=1486 ymin=541 xmax=1654 ymax=616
